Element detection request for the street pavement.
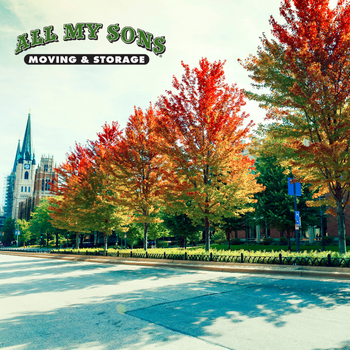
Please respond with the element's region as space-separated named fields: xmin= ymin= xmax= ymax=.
xmin=1 ymin=253 xmax=350 ymax=350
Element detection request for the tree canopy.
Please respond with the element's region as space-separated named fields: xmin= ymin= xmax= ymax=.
xmin=241 ymin=0 xmax=350 ymax=253
xmin=157 ymin=58 xmax=264 ymax=251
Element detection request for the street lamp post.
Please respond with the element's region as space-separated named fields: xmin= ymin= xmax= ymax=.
xmin=16 ymin=221 xmax=19 ymax=248
xmin=40 ymin=235 xmax=42 ymax=249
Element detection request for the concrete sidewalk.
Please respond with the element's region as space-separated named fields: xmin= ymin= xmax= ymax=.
xmin=1 ymin=250 xmax=350 ymax=280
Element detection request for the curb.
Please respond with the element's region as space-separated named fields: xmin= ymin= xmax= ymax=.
xmin=2 ymin=250 xmax=350 ymax=280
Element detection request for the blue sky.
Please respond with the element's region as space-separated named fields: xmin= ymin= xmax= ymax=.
xmin=0 ymin=0 xmax=289 ymax=205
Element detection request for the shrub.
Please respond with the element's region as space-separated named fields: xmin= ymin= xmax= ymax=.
xmin=324 ymin=236 xmax=335 ymax=245
xmin=262 ymin=237 xmax=274 ymax=245
xmin=230 ymin=238 xmax=242 ymax=245
xmin=279 ymin=237 xmax=288 ymax=245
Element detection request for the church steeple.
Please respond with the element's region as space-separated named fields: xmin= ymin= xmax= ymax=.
xmin=19 ymin=112 xmax=33 ymax=162
xmin=12 ymin=139 xmax=21 ymax=173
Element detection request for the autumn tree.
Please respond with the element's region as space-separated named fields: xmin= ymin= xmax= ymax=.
xmin=99 ymin=105 xmax=164 ymax=251
xmin=51 ymin=124 xmax=126 ymax=253
xmin=157 ymin=58 xmax=264 ymax=251
xmin=83 ymin=125 xmax=128 ymax=252
xmin=241 ymin=0 xmax=350 ymax=253
xmin=49 ymin=144 xmax=93 ymax=249
xmin=49 ymin=196 xmax=85 ymax=248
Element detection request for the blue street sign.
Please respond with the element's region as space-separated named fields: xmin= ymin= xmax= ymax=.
xmin=295 ymin=211 xmax=301 ymax=225
xmin=288 ymin=178 xmax=301 ymax=196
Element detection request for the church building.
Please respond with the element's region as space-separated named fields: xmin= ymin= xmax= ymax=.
xmin=11 ymin=113 xmax=36 ymax=219
xmin=4 ymin=112 xmax=56 ymax=220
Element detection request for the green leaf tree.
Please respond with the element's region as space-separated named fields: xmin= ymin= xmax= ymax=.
xmin=161 ymin=212 xmax=202 ymax=248
xmin=3 ymin=217 xmax=15 ymax=245
xmin=29 ymin=197 xmax=57 ymax=247
xmin=253 ymin=153 xmax=320 ymax=250
xmin=17 ymin=219 xmax=30 ymax=246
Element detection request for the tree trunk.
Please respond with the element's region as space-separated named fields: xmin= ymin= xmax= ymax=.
xmin=55 ymin=233 xmax=59 ymax=248
xmin=226 ymin=231 xmax=231 ymax=250
xmin=76 ymin=232 xmax=79 ymax=249
xmin=104 ymin=232 xmax=108 ymax=255
xmin=184 ymin=237 xmax=187 ymax=249
xmin=286 ymin=231 xmax=291 ymax=251
xmin=94 ymin=232 xmax=97 ymax=247
xmin=205 ymin=216 xmax=210 ymax=252
xmin=47 ymin=232 xmax=49 ymax=248
xmin=336 ymin=200 xmax=347 ymax=254
xmin=143 ymin=222 xmax=149 ymax=251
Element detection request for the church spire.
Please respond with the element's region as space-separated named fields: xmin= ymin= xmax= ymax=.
xmin=12 ymin=139 xmax=21 ymax=173
xmin=20 ymin=112 xmax=33 ymax=162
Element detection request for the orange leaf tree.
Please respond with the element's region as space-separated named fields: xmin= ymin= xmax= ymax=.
xmin=49 ymin=144 xmax=91 ymax=248
xmin=242 ymin=0 xmax=350 ymax=253
xmin=50 ymin=131 xmax=126 ymax=253
xmin=157 ymin=58 xmax=264 ymax=252
xmin=98 ymin=105 xmax=164 ymax=251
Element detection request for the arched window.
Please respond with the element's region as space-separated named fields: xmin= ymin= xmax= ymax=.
xmin=25 ymin=187 xmax=27 ymax=192
xmin=24 ymin=171 xmax=29 ymax=180
xmin=42 ymin=179 xmax=44 ymax=191
xmin=21 ymin=186 xmax=23 ymax=192
xmin=28 ymin=187 xmax=30 ymax=193
xmin=45 ymin=179 xmax=49 ymax=191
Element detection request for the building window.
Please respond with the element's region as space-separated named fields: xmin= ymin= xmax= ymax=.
xmin=21 ymin=186 xmax=23 ymax=192
xmin=24 ymin=171 xmax=29 ymax=180
xmin=44 ymin=165 xmax=48 ymax=172
xmin=25 ymin=187 xmax=27 ymax=192
xmin=28 ymin=187 xmax=30 ymax=193
xmin=45 ymin=179 xmax=50 ymax=191
xmin=42 ymin=179 xmax=44 ymax=191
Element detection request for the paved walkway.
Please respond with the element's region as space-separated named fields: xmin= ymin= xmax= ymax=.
xmin=1 ymin=250 xmax=350 ymax=280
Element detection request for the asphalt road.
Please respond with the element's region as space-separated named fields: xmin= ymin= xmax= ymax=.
xmin=1 ymin=254 xmax=350 ymax=350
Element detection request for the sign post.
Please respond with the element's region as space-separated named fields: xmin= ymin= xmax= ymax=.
xmin=15 ymin=230 xmax=21 ymax=247
xmin=288 ymin=178 xmax=301 ymax=252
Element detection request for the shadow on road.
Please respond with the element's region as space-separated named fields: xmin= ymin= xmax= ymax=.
xmin=0 ymin=254 xmax=350 ymax=350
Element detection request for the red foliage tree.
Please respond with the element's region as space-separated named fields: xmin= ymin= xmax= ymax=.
xmin=157 ymin=58 xmax=264 ymax=251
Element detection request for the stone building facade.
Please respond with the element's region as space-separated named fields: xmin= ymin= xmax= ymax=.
xmin=5 ymin=113 xmax=56 ymax=221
